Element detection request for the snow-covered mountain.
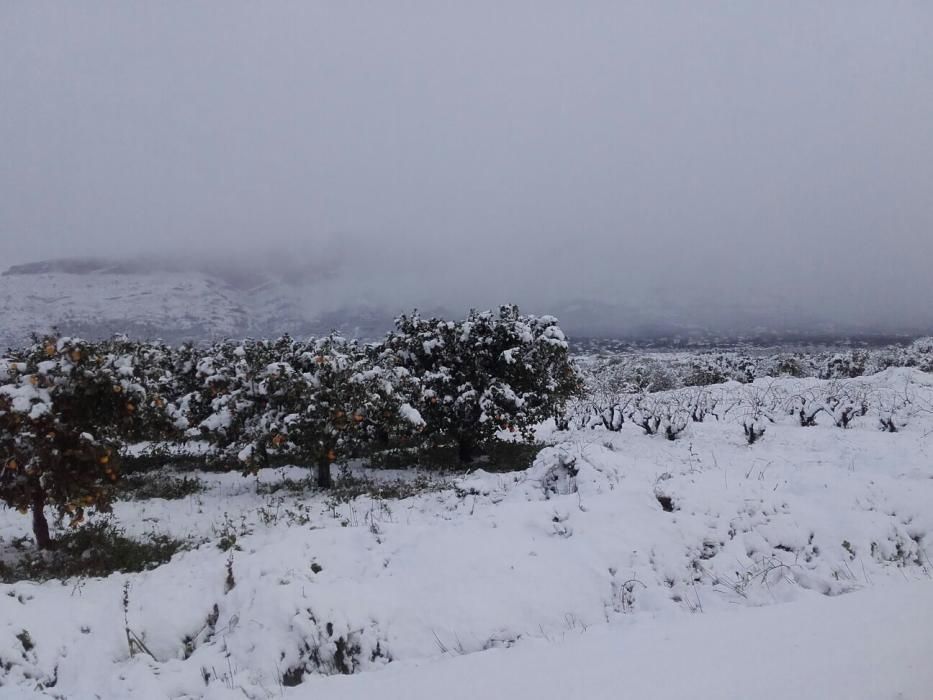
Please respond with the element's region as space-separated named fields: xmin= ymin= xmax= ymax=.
xmin=0 ymin=257 xmax=405 ymax=347
xmin=1 ymin=256 xmax=928 ymax=349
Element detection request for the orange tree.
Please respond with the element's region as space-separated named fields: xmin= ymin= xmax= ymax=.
xmin=0 ymin=336 xmax=171 ymax=549
xmin=381 ymin=305 xmax=581 ymax=462
xmin=192 ymin=334 xmax=424 ymax=487
xmin=266 ymin=334 xmax=424 ymax=487
xmin=182 ymin=336 xmax=294 ymax=469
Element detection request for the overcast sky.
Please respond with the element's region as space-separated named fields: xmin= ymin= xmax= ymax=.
xmin=2 ymin=2 xmax=932 ymax=330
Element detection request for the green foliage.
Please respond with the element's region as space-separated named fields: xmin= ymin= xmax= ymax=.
xmin=0 ymin=519 xmax=185 ymax=582
xmin=326 ymin=470 xmax=444 ymax=504
xmin=113 ymin=473 xmax=205 ymax=501
xmin=213 ymin=512 xmax=253 ymax=552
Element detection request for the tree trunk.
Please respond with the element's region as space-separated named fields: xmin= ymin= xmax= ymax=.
xmin=457 ymin=435 xmax=475 ymax=464
xmin=31 ymin=489 xmax=53 ymax=550
xmin=317 ymin=458 xmax=332 ymax=489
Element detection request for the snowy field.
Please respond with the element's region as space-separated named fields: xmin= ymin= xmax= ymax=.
xmin=2 ymin=369 xmax=933 ymax=698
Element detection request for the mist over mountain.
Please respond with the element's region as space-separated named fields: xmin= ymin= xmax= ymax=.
xmin=3 ymin=3 xmax=933 ymax=346
xmin=1 ymin=254 xmax=929 ymax=350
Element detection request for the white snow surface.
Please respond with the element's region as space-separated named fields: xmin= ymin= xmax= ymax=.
xmin=293 ymin=582 xmax=933 ymax=700
xmin=1 ymin=370 xmax=933 ymax=698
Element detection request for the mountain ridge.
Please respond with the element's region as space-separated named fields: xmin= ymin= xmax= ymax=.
xmin=1 ymin=256 xmax=929 ymax=349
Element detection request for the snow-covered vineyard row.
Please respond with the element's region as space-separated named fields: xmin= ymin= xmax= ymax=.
xmin=2 ymin=367 xmax=932 ymax=698
xmin=577 ymin=336 xmax=933 ymax=393
xmin=568 ymin=366 xmax=932 ymax=439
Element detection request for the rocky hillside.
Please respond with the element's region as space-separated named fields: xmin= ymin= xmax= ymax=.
xmin=0 ymin=257 xmax=401 ymax=347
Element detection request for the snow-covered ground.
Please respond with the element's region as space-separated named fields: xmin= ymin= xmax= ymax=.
xmin=2 ymin=369 xmax=932 ymax=699
xmin=296 ymin=582 xmax=933 ymax=700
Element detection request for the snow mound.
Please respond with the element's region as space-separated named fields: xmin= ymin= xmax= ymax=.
xmin=456 ymin=443 xmax=622 ymax=502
